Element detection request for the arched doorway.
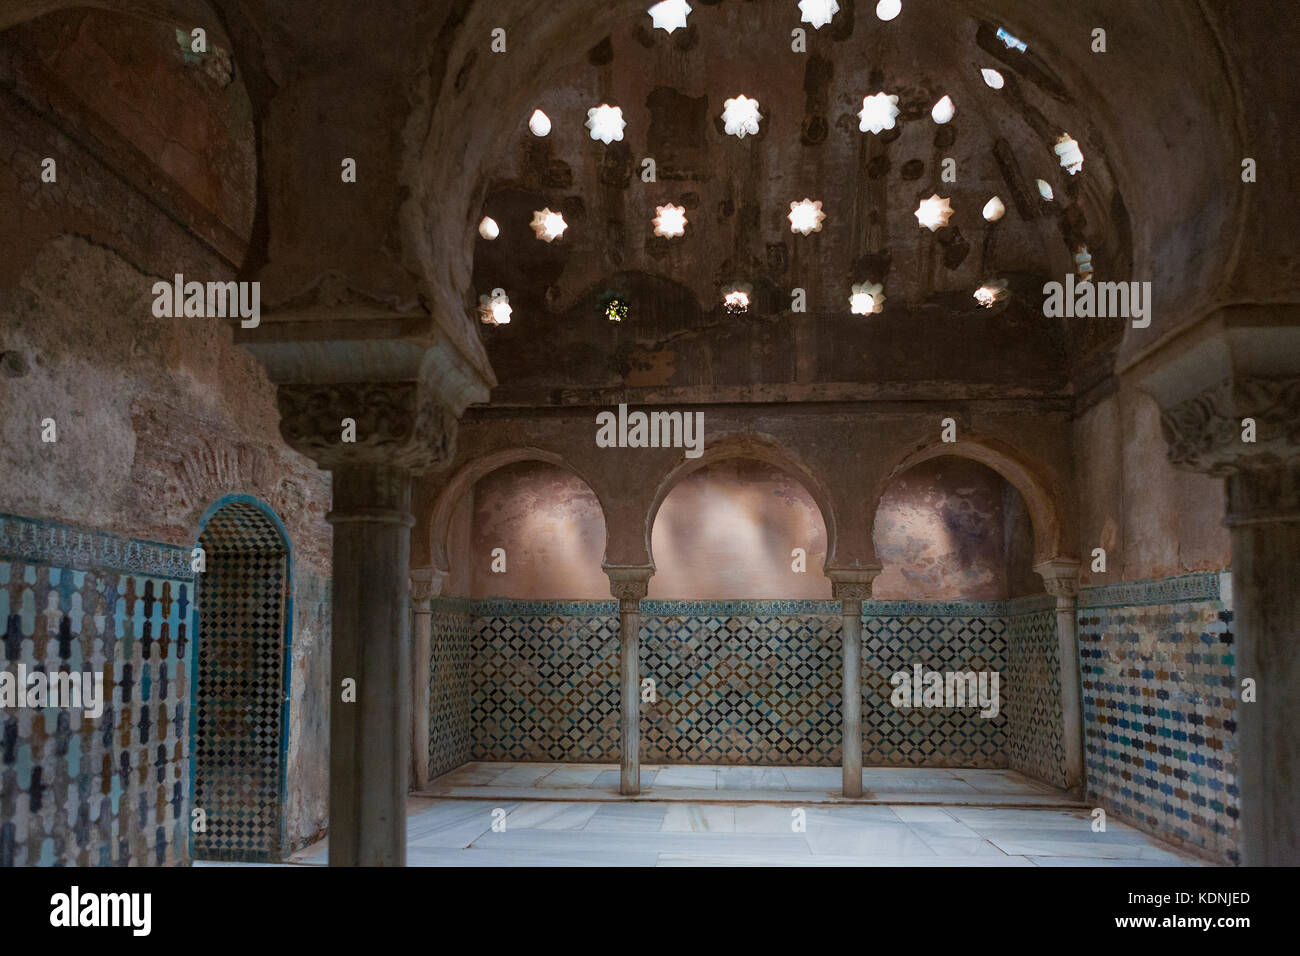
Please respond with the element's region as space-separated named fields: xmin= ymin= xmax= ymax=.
xmin=192 ymin=496 xmax=292 ymax=862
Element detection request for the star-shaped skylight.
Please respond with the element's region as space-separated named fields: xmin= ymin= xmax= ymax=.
xmin=915 ymin=194 xmax=954 ymax=231
xmin=654 ymin=204 xmax=688 ymax=238
xmin=788 ymin=199 xmax=826 ymax=236
xmin=586 ymin=104 xmax=626 ymax=144
xmin=648 ymin=0 xmax=692 ymax=33
xmin=858 ymin=92 xmax=900 ymax=134
xmin=722 ymin=95 xmax=762 ymax=138
xmin=530 ymin=208 xmax=568 ymax=242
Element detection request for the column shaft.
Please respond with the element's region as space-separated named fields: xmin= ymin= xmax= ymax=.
xmin=620 ymin=601 xmax=641 ymax=796
xmin=410 ymin=595 xmax=433 ymax=790
xmin=1228 ymin=478 xmax=1300 ymax=866
xmin=327 ymin=464 xmax=413 ymax=867
xmin=841 ymin=600 xmax=863 ymax=798
xmin=1054 ymin=596 xmax=1084 ymax=793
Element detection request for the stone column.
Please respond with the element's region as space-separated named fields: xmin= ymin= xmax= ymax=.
xmin=1034 ymin=558 xmax=1084 ymax=794
xmin=269 ymin=376 xmax=462 ymax=867
xmin=1159 ymin=372 xmax=1300 ymax=865
xmin=409 ymin=568 xmax=446 ymax=791
xmin=828 ymin=569 xmax=878 ymax=798
xmin=605 ymin=566 xmax=653 ymax=796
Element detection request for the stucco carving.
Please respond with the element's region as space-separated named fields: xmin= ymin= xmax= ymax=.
xmin=278 ymin=382 xmax=457 ymax=473
xmin=1161 ymin=377 xmax=1300 ymax=477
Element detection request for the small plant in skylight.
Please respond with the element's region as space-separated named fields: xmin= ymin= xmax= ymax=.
xmin=605 ymin=298 xmax=630 ymax=322
xmin=723 ymin=283 xmax=753 ymax=314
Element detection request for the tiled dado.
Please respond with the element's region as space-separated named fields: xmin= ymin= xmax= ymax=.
xmin=458 ymin=599 xmax=1056 ymax=772
xmin=1077 ymin=572 xmax=1238 ymax=863
xmin=0 ymin=513 xmax=195 ymax=867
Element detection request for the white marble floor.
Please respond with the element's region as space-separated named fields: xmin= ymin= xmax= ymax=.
xmin=421 ymin=761 xmax=1078 ymax=807
xmin=274 ymin=795 xmax=1208 ymax=867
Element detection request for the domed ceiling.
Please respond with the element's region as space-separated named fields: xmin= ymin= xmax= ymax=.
xmin=464 ymin=0 xmax=1129 ymax=404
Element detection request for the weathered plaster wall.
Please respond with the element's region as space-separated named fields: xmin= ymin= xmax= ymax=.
xmin=873 ymin=457 xmax=1038 ymax=601
xmin=1074 ymin=384 xmax=1230 ymax=588
xmin=0 ymin=236 xmax=333 ymax=853
xmin=649 ymin=460 xmax=830 ymax=600
xmin=470 ymin=462 xmax=608 ymax=600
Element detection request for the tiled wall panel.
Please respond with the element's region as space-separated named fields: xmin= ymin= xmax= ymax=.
xmin=0 ymin=514 xmax=194 ymax=867
xmin=1078 ymin=573 xmax=1238 ymax=863
xmin=429 ymin=598 xmax=473 ymax=779
xmin=1005 ymin=596 xmax=1067 ymax=786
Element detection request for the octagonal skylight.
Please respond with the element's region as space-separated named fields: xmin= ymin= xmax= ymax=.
xmin=530 ymin=208 xmax=568 ymax=242
xmin=722 ymin=95 xmax=762 ymax=139
xmin=788 ymin=199 xmax=826 ymax=236
xmin=586 ymin=104 xmax=626 ymax=144
xmin=850 ymin=282 xmax=885 ymax=315
xmin=648 ymin=0 xmax=691 ymax=33
xmin=654 ymin=203 xmax=688 ymax=238
xmin=858 ymin=92 xmax=900 ymax=134
xmin=799 ymin=0 xmax=839 ymax=30
xmin=915 ymin=194 xmax=954 ymax=231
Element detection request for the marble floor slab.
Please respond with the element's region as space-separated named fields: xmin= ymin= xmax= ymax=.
xmin=260 ymin=794 xmax=1209 ymax=868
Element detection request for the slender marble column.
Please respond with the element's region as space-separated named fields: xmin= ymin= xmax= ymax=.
xmin=409 ymin=568 xmax=445 ymax=791
xmin=606 ymin=567 xmax=653 ymax=796
xmin=1034 ymin=558 xmax=1084 ymax=794
xmin=829 ymin=569 xmax=878 ymax=798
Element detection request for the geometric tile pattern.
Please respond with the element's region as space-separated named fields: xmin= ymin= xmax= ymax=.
xmin=470 ymin=609 xmax=620 ymax=762
xmin=429 ymin=600 xmax=473 ymax=779
xmin=193 ymin=502 xmax=288 ymax=862
xmin=461 ymin=601 xmax=1026 ymax=771
xmin=0 ymin=547 xmax=194 ymax=867
xmin=640 ymin=610 xmax=842 ymax=765
xmin=861 ymin=610 xmax=1009 ymax=767
xmin=1078 ymin=577 xmax=1238 ymax=864
xmin=1005 ymin=600 xmax=1067 ymax=786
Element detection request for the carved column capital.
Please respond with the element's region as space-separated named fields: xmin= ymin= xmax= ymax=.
xmin=1160 ymin=376 xmax=1300 ymax=477
xmin=1034 ymin=558 xmax=1081 ymax=606
xmin=827 ymin=567 xmax=880 ymax=610
xmin=278 ymin=382 xmax=457 ymax=474
xmin=410 ymin=567 xmax=447 ymax=611
xmin=604 ymin=565 xmax=654 ymax=611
